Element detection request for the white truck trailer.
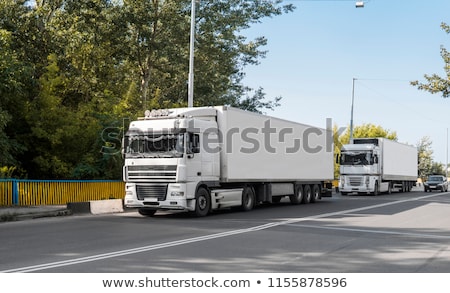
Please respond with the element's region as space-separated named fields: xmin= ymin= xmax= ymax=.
xmin=123 ymin=106 xmax=334 ymax=216
xmin=338 ymin=138 xmax=418 ymax=195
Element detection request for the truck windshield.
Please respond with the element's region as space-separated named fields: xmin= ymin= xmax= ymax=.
xmin=124 ymin=133 xmax=184 ymax=158
xmin=340 ymin=151 xmax=374 ymax=166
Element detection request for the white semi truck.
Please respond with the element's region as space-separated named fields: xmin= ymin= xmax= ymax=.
xmin=123 ymin=106 xmax=334 ymax=216
xmin=338 ymin=138 xmax=418 ymax=195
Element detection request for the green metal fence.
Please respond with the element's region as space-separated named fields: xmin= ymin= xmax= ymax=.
xmin=0 ymin=179 xmax=125 ymax=206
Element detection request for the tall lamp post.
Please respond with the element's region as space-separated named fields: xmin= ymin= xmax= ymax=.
xmin=187 ymin=0 xmax=196 ymax=108
xmin=349 ymin=77 xmax=357 ymax=143
xmin=447 ymin=128 xmax=449 ymax=178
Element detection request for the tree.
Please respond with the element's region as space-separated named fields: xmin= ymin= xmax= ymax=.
xmin=0 ymin=27 xmax=30 ymax=170
xmin=0 ymin=0 xmax=294 ymax=179
xmin=417 ymin=136 xmax=433 ymax=180
xmin=430 ymin=162 xmax=445 ymax=176
xmin=338 ymin=123 xmax=397 ymax=147
xmin=411 ymin=22 xmax=450 ymax=97
xmin=119 ymin=0 xmax=293 ymax=112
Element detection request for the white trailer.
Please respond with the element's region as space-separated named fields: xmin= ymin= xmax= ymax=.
xmin=338 ymin=138 xmax=418 ymax=195
xmin=123 ymin=106 xmax=334 ymax=216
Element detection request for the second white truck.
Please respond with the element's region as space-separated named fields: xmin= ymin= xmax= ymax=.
xmin=123 ymin=106 xmax=334 ymax=216
xmin=338 ymin=138 xmax=418 ymax=195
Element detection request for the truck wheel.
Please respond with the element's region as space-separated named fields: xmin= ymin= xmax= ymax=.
xmin=194 ymin=187 xmax=211 ymax=217
xmin=373 ymin=182 xmax=379 ymax=196
xmin=289 ymin=185 xmax=304 ymax=205
xmin=241 ymin=186 xmax=255 ymax=211
xmin=311 ymin=184 xmax=321 ymax=203
xmin=303 ymin=185 xmax=312 ymax=204
xmin=340 ymin=191 xmax=348 ymax=196
xmin=138 ymin=208 xmax=156 ymax=217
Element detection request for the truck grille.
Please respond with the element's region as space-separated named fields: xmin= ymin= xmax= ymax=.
xmin=136 ymin=184 xmax=168 ymax=201
xmin=349 ymin=177 xmax=363 ymax=186
xmin=126 ymin=165 xmax=176 ymax=182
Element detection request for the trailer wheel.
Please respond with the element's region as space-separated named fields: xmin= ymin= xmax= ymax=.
xmin=399 ymin=181 xmax=405 ymax=193
xmin=289 ymin=185 xmax=304 ymax=205
xmin=303 ymin=185 xmax=312 ymax=204
xmin=138 ymin=208 xmax=156 ymax=217
xmin=311 ymin=184 xmax=321 ymax=203
xmin=241 ymin=186 xmax=255 ymax=211
xmin=194 ymin=187 xmax=211 ymax=217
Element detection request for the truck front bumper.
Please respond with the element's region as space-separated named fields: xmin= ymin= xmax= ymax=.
xmin=339 ymin=185 xmax=373 ymax=194
xmin=124 ymin=183 xmax=196 ymax=211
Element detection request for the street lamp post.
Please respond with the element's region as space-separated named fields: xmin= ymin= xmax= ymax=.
xmin=187 ymin=0 xmax=196 ymax=108
xmin=349 ymin=77 xmax=357 ymax=143
xmin=447 ymin=128 xmax=449 ymax=178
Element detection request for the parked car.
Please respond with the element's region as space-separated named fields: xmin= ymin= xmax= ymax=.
xmin=424 ymin=175 xmax=448 ymax=192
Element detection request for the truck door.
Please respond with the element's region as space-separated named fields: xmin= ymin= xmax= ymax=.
xmin=186 ymin=132 xmax=202 ymax=181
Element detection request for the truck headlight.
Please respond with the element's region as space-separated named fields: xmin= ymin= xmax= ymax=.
xmin=171 ymin=191 xmax=185 ymax=197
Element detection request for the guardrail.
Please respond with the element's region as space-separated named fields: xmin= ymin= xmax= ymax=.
xmin=0 ymin=179 xmax=125 ymax=206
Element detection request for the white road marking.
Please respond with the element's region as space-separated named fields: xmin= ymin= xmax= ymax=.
xmin=2 ymin=192 xmax=446 ymax=273
xmin=287 ymin=224 xmax=450 ymax=239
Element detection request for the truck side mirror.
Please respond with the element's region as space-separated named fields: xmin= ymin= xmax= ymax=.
xmin=191 ymin=134 xmax=200 ymax=153
xmin=187 ymin=133 xmax=200 ymax=157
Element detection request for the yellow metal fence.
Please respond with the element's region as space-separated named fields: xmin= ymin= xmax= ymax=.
xmin=0 ymin=180 xmax=125 ymax=206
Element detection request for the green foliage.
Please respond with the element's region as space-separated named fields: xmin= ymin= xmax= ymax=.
xmin=411 ymin=22 xmax=450 ymax=97
xmin=0 ymin=166 xmax=15 ymax=178
xmin=339 ymin=123 xmax=398 ymax=146
xmin=417 ymin=136 xmax=434 ymax=180
xmin=0 ymin=28 xmax=31 ymax=167
xmin=0 ymin=0 xmax=292 ymax=179
xmin=430 ymin=162 xmax=445 ymax=176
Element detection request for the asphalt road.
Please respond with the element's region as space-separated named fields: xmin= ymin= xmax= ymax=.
xmin=1 ymin=188 xmax=450 ymax=273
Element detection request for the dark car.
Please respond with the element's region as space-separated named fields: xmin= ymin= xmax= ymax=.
xmin=424 ymin=175 xmax=448 ymax=192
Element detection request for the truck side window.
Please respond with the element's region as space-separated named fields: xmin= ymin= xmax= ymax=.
xmin=187 ymin=133 xmax=200 ymax=154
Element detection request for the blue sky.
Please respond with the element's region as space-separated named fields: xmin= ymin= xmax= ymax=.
xmin=242 ymin=0 xmax=450 ymax=164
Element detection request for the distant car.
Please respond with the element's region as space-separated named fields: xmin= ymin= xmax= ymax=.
xmin=424 ymin=175 xmax=448 ymax=192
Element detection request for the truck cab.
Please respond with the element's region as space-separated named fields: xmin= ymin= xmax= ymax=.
xmin=339 ymin=143 xmax=382 ymax=195
xmin=123 ymin=108 xmax=220 ymax=216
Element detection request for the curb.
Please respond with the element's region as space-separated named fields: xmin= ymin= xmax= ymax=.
xmin=0 ymin=208 xmax=71 ymax=222
xmin=67 ymin=199 xmax=124 ymax=215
